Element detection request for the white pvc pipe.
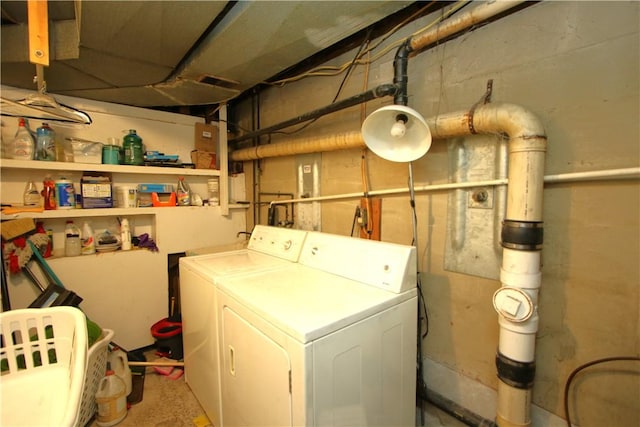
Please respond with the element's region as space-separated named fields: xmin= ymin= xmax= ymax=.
xmin=269 ymin=178 xmax=508 ymax=206
xmin=544 ymin=167 xmax=640 ymax=183
xmin=268 ymin=168 xmax=639 ymax=206
xmin=498 ymin=314 xmax=539 ymax=362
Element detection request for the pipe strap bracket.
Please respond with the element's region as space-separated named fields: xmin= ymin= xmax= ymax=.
xmin=467 ymin=79 xmax=494 ymax=134
xmin=501 ymin=220 xmax=543 ymax=251
xmin=496 ymin=352 xmax=536 ymax=389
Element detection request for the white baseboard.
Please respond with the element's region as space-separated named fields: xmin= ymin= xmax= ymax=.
xmin=422 ymin=357 xmax=568 ymax=426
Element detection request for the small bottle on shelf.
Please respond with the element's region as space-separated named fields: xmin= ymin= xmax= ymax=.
xmin=12 ymin=118 xmax=35 ymax=160
xmin=207 ymin=178 xmax=219 ymax=206
xmin=176 ymin=176 xmax=191 ymax=206
xmin=42 ymin=176 xmax=56 ymax=210
xmin=64 ymin=220 xmax=81 ymax=257
xmin=35 ymin=122 xmax=56 ymax=161
xmin=23 ymin=180 xmax=40 ymax=206
xmin=120 ymin=218 xmax=132 ymax=251
xmin=81 ymin=221 xmax=96 ymax=255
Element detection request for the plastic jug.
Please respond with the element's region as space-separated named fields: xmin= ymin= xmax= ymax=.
xmin=122 ymin=129 xmax=144 ymax=165
xmin=64 ymin=221 xmax=82 ymax=257
xmin=95 ymin=370 xmax=127 ymax=426
xmin=35 ymin=122 xmax=56 ymax=161
xmin=108 ymin=349 xmax=132 ymax=396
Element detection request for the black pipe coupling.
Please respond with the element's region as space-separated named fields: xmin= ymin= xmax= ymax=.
xmin=496 ymin=352 xmax=536 ymax=389
xmin=501 ymin=220 xmax=543 ymax=251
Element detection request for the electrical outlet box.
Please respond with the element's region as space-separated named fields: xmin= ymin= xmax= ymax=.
xmin=296 ymin=154 xmax=321 ymax=231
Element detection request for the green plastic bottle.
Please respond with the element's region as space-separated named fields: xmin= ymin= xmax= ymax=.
xmin=122 ymin=129 xmax=144 ymax=165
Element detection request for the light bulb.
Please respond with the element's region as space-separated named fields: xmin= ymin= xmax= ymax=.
xmin=390 ymin=120 xmax=406 ymax=138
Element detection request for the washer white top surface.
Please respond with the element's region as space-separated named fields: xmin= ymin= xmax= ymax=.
xmin=217 ymin=264 xmax=417 ymax=344
xmin=181 ymin=249 xmax=295 ymax=282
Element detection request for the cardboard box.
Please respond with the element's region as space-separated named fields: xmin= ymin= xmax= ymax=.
xmin=138 ymin=183 xmax=174 ymax=193
xmin=81 ymin=175 xmax=113 ymax=208
xmin=190 ymin=150 xmax=217 ymax=170
xmin=194 ymin=123 xmax=218 ymax=153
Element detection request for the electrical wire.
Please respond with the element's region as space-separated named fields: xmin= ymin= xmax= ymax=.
xmin=563 ymin=356 xmax=640 ymax=427
xmin=350 ymin=206 xmax=361 ymax=237
xmin=265 ymin=1 xmax=470 ymax=86
xmin=272 ymin=29 xmax=372 ymax=137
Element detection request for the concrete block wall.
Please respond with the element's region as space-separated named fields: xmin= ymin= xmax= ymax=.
xmin=231 ymin=2 xmax=639 ymax=425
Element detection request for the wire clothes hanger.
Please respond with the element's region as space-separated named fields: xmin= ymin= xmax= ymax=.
xmin=0 ymin=0 xmax=92 ymax=125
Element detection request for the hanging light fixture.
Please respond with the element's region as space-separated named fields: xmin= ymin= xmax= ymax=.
xmin=361 ymin=104 xmax=431 ymax=162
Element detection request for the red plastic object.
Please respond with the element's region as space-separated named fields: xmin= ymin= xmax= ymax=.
xmin=150 ymin=318 xmax=182 ymax=339
xmin=151 ymin=192 xmax=177 ymax=207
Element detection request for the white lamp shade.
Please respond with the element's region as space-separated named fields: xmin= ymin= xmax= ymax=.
xmin=361 ymin=105 xmax=432 ymax=162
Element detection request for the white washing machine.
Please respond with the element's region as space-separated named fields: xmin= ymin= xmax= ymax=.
xmin=215 ymin=231 xmax=418 ymax=426
xmin=179 ymin=226 xmax=308 ymax=426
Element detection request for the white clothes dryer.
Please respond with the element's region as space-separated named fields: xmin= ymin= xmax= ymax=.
xmin=215 ymin=231 xmax=418 ymax=427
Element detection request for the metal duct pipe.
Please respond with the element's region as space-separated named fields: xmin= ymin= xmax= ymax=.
xmin=229 ymin=84 xmax=398 ymax=144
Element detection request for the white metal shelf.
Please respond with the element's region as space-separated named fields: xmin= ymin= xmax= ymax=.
xmin=0 ymin=159 xmax=220 ymax=177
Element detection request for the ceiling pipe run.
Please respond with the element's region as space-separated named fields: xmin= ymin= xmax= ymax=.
xmin=229 ymin=84 xmax=397 ymax=144
xmin=230 ymin=1 xmax=527 ymax=148
xmin=231 ymin=131 xmax=365 ymax=161
xmin=409 ymin=0 xmax=527 ymax=52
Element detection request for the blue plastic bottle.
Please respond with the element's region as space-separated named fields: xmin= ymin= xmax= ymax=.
xmin=35 ymin=123 xmax=56 ymax=161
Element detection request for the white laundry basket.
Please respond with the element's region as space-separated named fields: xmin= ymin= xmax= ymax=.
xmin=77 ymin=328 xmax=114 ymax=427
xmin=0 ymin=307 xmax=88 ymax=427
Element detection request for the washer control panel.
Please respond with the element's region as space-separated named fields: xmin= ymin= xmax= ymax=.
xmin=299 ymin=231 xmax=417 ymax=293
xmin=247 ymin=225 xmax=308 ymax=262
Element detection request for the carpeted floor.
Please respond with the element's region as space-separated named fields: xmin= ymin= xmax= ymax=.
xmin=89 ymin=351 xmax=210 ymax=427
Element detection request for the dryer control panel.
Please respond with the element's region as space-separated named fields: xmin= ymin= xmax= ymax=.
xmin=299 ymin=231 xmax=417 ymax=293
xmin=247 ymin=225 xmax=308 ymax=262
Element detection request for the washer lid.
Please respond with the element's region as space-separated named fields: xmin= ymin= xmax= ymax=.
xmin=217 ymin=264 xmax=417 ymax=343
xmin=182 ymin=249 xmax=295 ymax=281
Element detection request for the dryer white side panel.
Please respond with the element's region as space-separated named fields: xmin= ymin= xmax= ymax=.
xmin=180 ymin=267 xmax=222 ymax=427
xmin=312 ymin=298 xmax=417 ymax=427
xmin=221 ymin=306 xmax=293 ymax=427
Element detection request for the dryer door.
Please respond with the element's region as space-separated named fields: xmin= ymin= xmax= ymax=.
xmin=221 ymin=306 xmax=293 ymax=427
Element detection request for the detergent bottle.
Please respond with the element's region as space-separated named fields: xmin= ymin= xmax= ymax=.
xmin=108 ymin=349 xmax=132 ymax=397
xmin=81 ymin=221 xmax=96 ymax=255
xmin=95 ymin=370 xmax=127 ymax=426
xmin=12 ymin=117 xmax=35 ymax=160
